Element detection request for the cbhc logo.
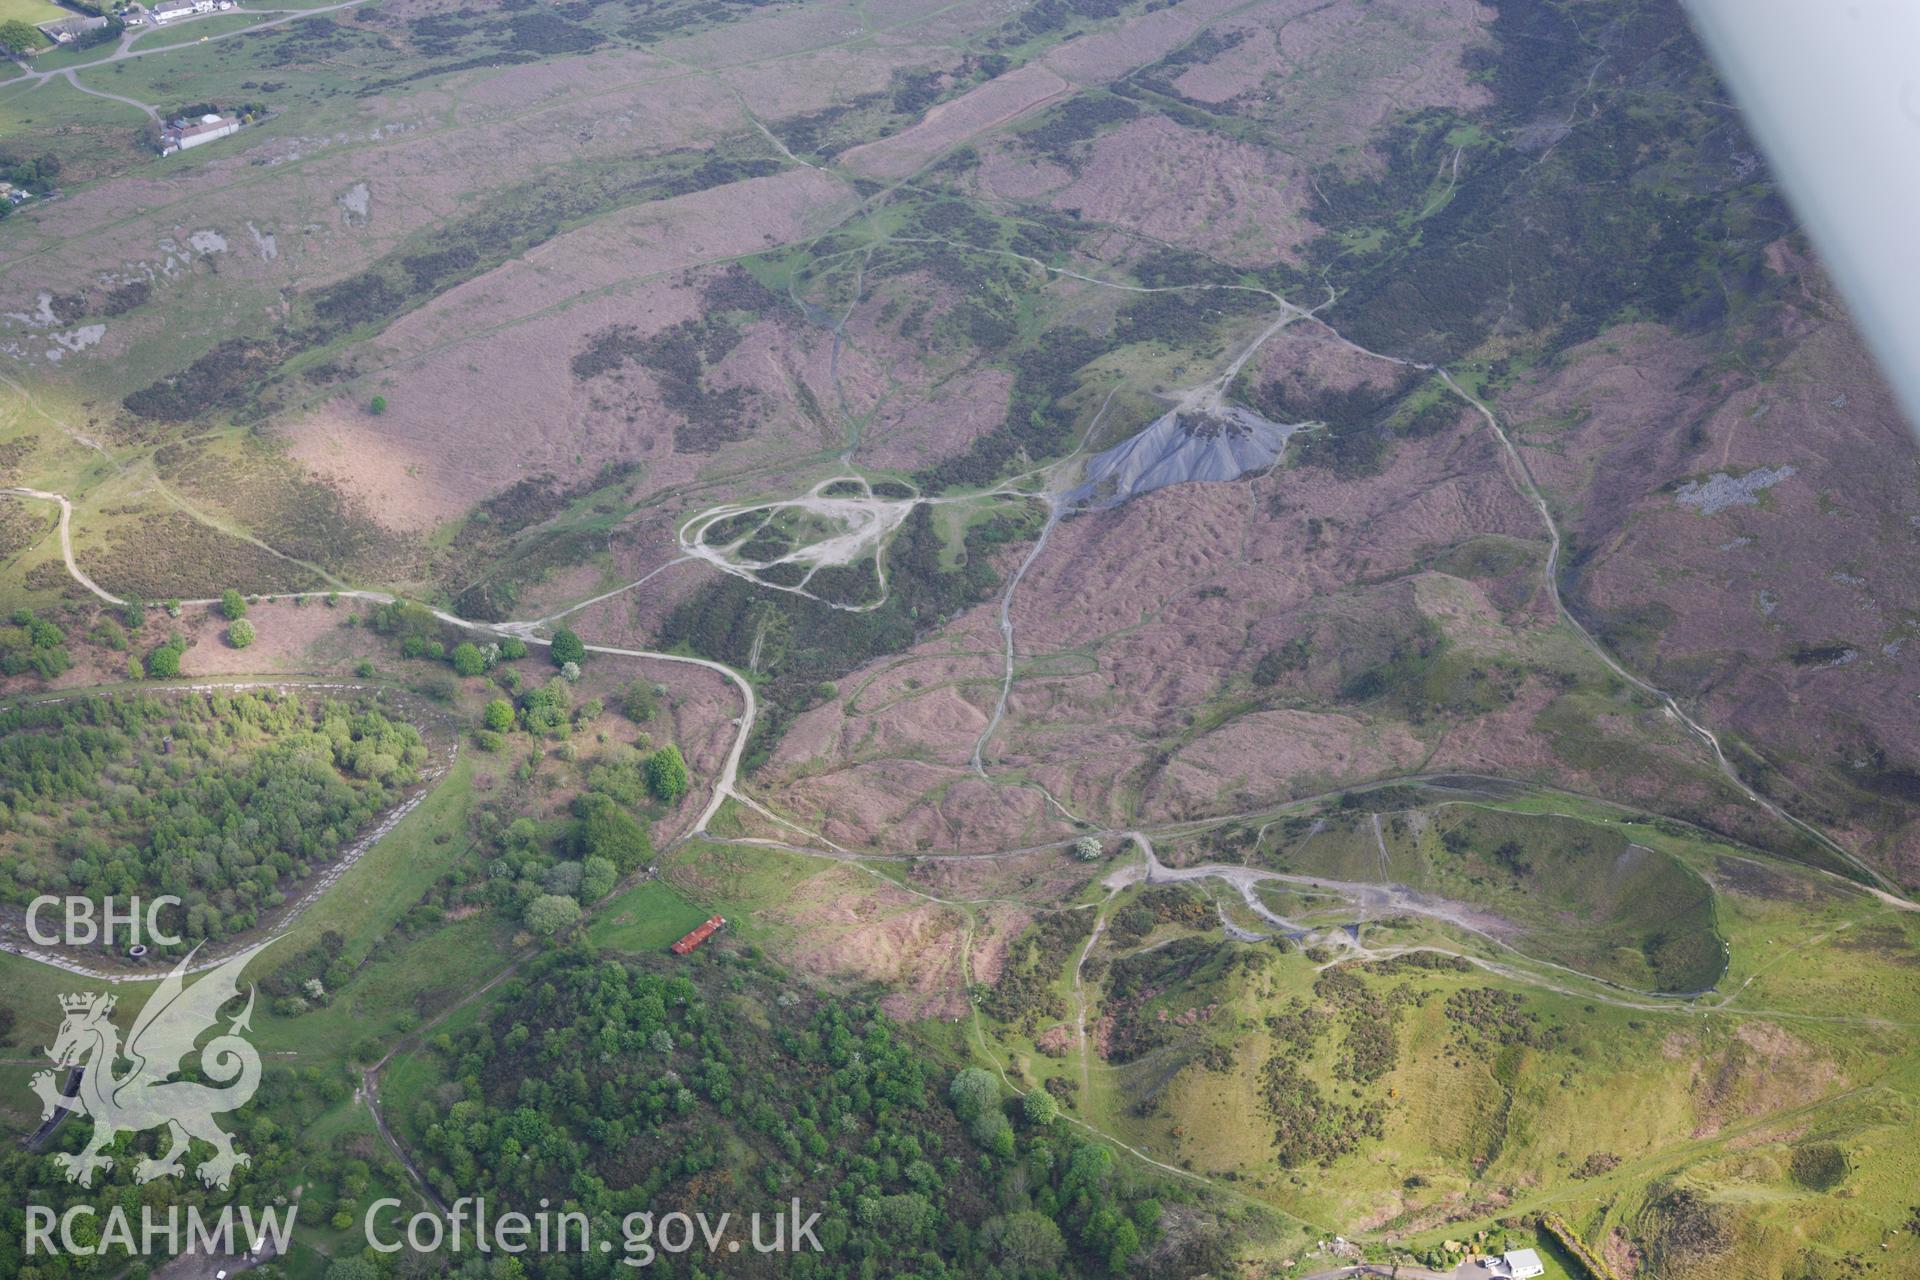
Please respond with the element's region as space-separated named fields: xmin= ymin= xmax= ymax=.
xmin=26 ymin=896 xmax=184 ymax=947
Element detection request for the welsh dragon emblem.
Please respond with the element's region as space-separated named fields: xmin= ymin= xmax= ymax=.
xmin=32 ymin=943 xmax=267 ymax=1190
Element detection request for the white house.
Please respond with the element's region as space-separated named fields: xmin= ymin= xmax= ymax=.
xmin=1490 ymin=1248 xmax=1545 ymax=1280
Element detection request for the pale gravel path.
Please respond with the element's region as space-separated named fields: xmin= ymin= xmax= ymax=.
xmin=58 ymin=67 xmax=158 ymax=122
xmin=1 ymin=487 xmax=118 ymax=604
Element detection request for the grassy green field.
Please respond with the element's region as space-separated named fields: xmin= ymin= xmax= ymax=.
xmin=127 ymin=12 xmax=274 ymax=51
xmin=584 ymin=876 xmax=710 ymax=953
xmin=0 ymin=0 xmax=63 ymax=26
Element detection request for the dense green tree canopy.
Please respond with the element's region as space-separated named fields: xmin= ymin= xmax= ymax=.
xmin=397 ymin=947 xmax=1184 ymax=1278
xmin=549 ymin=627 xmax=585 ymax=667
xmin=0 ymin=691 xmax=427 ymax=947
xmin=451 ymin=641 xmax=485 ymax=676
xmin=644 ymin=744 xmax=690 ymax=804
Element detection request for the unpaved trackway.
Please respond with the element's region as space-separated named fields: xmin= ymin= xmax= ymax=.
xmin=1112 ymin=832 xmax=1917 ymax=1022
xmin=58 ymin=67 xmax=159 ymax=122
xmin=1072 ymin=900 xmax=1107 ymax=1097
xmin=360 ymin=959 xmax=523 ymax=1214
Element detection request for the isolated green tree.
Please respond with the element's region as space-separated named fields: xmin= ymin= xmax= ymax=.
xmin=522 ymin=678 xmax=570 ymax=737
xmin=482 ymin=698 xmax=515 ymax=732
xmin=644 ymin=745 xmax=690 ymax=804
xmin=988 ymin=1212 xmax=1065 ymax=1275
xmin=948 ymin=1068 xmax=998 ymax=1126
xmin=146 ymin=644 xmax=181 ymax=678
xmin=1022 ymin=1089 xmax=1058 ymax=1126
xmin=499 ymin=636 xmax=529 ymax=660
xmin=550 ymin=627 xmax=585 ymax=667
xmin=220 ymin=588 xmax=247 ymax=621
xmin=227 ymin=619 xmax=255 ymax=649
xmin=620 ymin=679 xmax=658 ymax=722
xmin=368 ymin=395 xmax=387 ymax=415
xmin=451 ymin=642 xmax=485 ymax=677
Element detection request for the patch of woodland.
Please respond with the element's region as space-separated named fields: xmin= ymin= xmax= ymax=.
xmin=0 ymin=689 xmax=426 ymax=950
xmin=399 ymin=944 xmax=1224 ymax=1277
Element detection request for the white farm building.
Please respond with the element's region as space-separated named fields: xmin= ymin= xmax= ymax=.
xmin=151 ymin=0 xmax=216 ymax=22
xmin=160 ymin=113 xmax=240 ymax=156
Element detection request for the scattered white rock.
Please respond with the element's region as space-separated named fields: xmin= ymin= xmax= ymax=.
xmin=52 ymin=325 xmax=105 ymax=353
xmin=1675 ymin=465 xmax=1796 ymax=516
xmin=337 ymin=182 xmax=371 ymax=226
xmin=44 ymin=324 xmax=107 ymax=362
xmin=5 ymin=293 xmax=60 ymax=327
xmin=248 ymin=222 xmax=278 ymax=260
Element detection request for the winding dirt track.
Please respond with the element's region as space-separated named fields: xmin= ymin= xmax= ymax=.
xmin=1 ymin=487 xmax=119 ymax=605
